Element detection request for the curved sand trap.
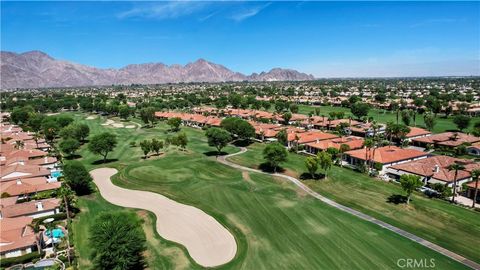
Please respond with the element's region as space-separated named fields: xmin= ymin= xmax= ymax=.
xmin=111 ymin=123 xmax=124 ymax=128
xmin=90 ymin=168 xmax=237 ymax=267
xmin=125 ymin=125 xmax=135 ymax=129
xmin=101 ymin=119 xmax=114 ymax=126
xmin=86 ymin=115 xmax=97 ymax=120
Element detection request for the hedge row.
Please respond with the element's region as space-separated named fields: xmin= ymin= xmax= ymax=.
xmin=0 ymin=251 xmax=43 ymax=268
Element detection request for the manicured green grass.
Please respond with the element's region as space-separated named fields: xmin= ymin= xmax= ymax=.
xmin=67 ymin=112 xmax=469 ymax=269
xmin=296 ymin=104 xmax=480 ymax=134
xmin=228 ymin=143 xmax=480 ymax=264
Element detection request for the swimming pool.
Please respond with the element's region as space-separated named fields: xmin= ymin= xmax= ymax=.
xmin=51 ymin=171 xmax=62 ymax=178
xmin=45 ymin=228 xmax=64 ymax=238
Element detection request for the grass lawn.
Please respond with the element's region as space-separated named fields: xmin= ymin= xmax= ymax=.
xmin=66 ymin=112 xmax=470 ymax=269
xmin=296 ymin=104 xmax=480 ymax=134
xmin=227 ymin=143 xmax=480 ymax=264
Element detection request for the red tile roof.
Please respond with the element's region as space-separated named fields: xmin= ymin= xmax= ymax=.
xmin=0 ymin=217 xmax=36 ymax=254
xmin=405 ymin=127 xmax=432 ymax=138
xmin=390 ymin=156 xmax=472 ymax=183
xmin=0 ymin=177 xmax=61 ymax=196
xmin=0 ymin=165 xmax=51 ymax=182
xmin=292 ymin=131 xmax=338 ymax=144
xmin=413 ymin=132 xmax=480 ymax=147
xmin=0 ymin=198 xmax=60 ymax=218
xmin=346 ymin=146 xmax=428 ymax=164
xmin=306 ymin=136 xmax=364 ymax=151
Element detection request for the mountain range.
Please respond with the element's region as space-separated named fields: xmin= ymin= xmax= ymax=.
xmin=1 ymin=51 xmax=315 ymax=89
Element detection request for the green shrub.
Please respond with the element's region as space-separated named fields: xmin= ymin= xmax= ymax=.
xmin=0 ymin=251 xmax=43 ymax=268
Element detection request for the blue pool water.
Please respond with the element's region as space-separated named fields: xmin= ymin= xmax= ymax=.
xmin=51 ymin=171 xmax=62 ymax=178
xmin=46 ymin=228 xmax=64 ymax=238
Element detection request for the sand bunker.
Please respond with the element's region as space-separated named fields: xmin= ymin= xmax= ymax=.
xmin=86 ymin=115 xmax=97 ymax=120
xmin=90 ymin=168 xmax=237 ymax=267
xmin=101 ymin=119 xmax=115 ymax=126
xmin=111 ymin=123 xmax=124 ymax=128
xmin=125 ymin=125 xmax=136 ymax=129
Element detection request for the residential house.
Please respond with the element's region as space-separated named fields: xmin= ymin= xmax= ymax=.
xmin=0 ymin=177 xmax=61 ymax=198
xmin=345 ymin=146 xmax=429 ymax=173
xmin=0 ymin=217 xmax=37 ymax=258
xmin=0 ymin=165 xmax=51 ymax=182
xmin=305 ymin=136 xmax=364 ymax=155
xmin=386 ymin=156 xmax=472 ymax=188
xmin=0 ymin=198 xmax=61 ymax=219
xmin=412 ymin=132 xmax=480 ymax=149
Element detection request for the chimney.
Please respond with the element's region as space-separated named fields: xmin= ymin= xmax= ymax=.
xmin=316 ymin=139 xmax=319 ymax=143
xmin=44 ymin=157 xmax=48 ymax=163
xmin=16 ymin=179 xmax=22 ymax=185
xmin=433 ymin=165 xmax=439 ymax=173
xmin=36 ymin=202 xmax=43 ymax=211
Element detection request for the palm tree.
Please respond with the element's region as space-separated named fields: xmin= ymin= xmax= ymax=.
xmin=471 ymin=169 xmax=480 ymax=208
xmin=33 ymin=132 xmax=41 ymax=148
xmin=448 ymin=162 xmax=465 ymax=203
xmin=14 ymin=140 xmax=24 ymax=150
xmin=339 ymin=144 xmax=350 ymax=167
xmin=363 ymin=138 xmax=374 ymax=172
xmin=57 ymin=185 xmax=74 ymax=266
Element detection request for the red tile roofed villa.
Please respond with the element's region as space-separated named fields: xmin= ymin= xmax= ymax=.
xmin=412 ymin=132 xmax=480 ymax=148
xmin=0 ymin=198 xmax=61 ymax=219
xmin=305 ymin=136 xmax=364 ymax=154
xmin=0 ymin=177 xmax=61 ymax=198
xmin=0 ymin=216 xmax=37 ymax=258
xmin=288 ymin=130 xmax=338 ymax=148
xmin=0 ymin=164 xmax=51 ymax=182
xmin=3 ymin=156 xmax=57 ymax=169
xmin=386 ymin=156 xmax=472 ymax=188
xmin=345 ymin=146 xmax=429 ymax=173
xmin=405 ymin=127 xmax=432 ymax=140
xmin=312 ymin=118 xmax=360 ymax=130
xmin=3 ymin=149 xmax=48 ymax=161
xmin=251 ymin=123 xmax=281 ymax=141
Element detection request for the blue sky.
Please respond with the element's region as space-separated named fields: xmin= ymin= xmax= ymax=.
xmin=1 ymin=1 xmax=479 ymax=77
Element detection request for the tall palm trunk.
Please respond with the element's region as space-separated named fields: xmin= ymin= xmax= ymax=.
xmin=473 ymin=178 xmax=479 ymax=208
xmin=451 ymin=170 xmax=458 ymax=203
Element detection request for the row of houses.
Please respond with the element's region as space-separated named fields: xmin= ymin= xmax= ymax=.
xmin=0 ymin=123 xmax=63 ymax=259
xmin=156 ymin=108 xmax=480 ymax=204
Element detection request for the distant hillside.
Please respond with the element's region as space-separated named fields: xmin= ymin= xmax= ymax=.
xmin=1 ymin=51 xmax=315 ymax=89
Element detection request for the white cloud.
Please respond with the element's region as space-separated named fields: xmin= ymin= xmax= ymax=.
xmin=230 ymin=2 xmax=271 ymax=22
xmin=410 ymin=18 xmax=463 ymax=28
xmin=117 ymin=2 xmax=209 ymax=20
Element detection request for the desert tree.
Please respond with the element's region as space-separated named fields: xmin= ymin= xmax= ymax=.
xmin=399 ymin=174 xmax=422 ymax=204
xmin=263 ymin=142 xmax=288 ymax=173
xmin=88 ymin=132 xmax=117 ymax=163
xmin=205 ymin=127 xmax=232 ymax=155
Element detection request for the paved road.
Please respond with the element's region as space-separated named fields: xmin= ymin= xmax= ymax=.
xmin=218 ymin=147 xmax=480 ymax=270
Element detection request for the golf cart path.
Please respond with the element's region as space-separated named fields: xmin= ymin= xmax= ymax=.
xmin=90 ymin=168 xmax=237 ymax=268
xmin=219 ymin=147 xmax=480 ymax=270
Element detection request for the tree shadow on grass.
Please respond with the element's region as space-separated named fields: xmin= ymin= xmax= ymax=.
xmin=203 ymin=151 xmax=228 ymax=157
xmin=232 ymin=139 xmax=253 ymax=147
xmin=299 ymin=172 xmax=325 ymax=180
xmin=258 ymin=162 xmax=285 ymax=173
xmin=387 ymin=194 xmax=407 ymax=204
xmin=91 ymin=158 xmax=119 ymax=165
xmin=64 ymin=154 xmax=82 ymax=160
